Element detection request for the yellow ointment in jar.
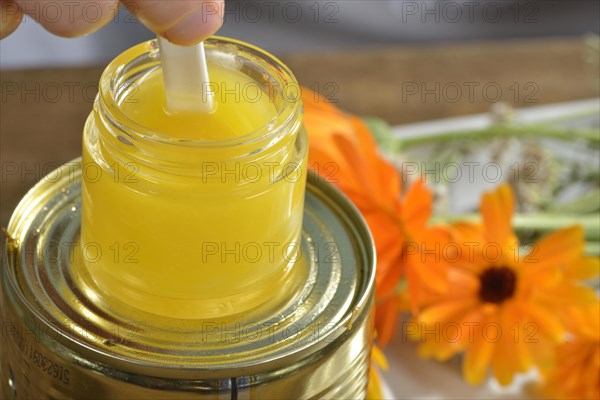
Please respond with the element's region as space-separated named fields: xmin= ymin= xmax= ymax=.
xmin=80 ymin=38 xmax=307 ymax=319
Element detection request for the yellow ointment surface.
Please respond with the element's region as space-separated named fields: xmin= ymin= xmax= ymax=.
xmin=123 ymin=65 xmax=274 ymax=140
xmin=80 ymin=63 xmax=307 ymax=319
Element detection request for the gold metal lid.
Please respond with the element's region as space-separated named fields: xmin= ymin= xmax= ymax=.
xmin=2 ymin=159 xmax=374 ymax=396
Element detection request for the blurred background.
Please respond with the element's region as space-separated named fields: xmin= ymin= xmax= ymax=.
xmin=1 ymin=0 xmax=599 ymax=68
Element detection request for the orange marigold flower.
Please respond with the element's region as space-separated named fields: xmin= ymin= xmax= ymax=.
xmin=302 ymin=89 xmax=449 ymax=346
xmin=410 ymin=184 xmax=599 ymax=386
xmin=397 ymin=180 xmax=451 ymax=315
xmin=542 ymin=302 xmax=600 ymax=399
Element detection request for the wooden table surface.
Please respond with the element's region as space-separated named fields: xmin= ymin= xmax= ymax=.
xmin=1 ymin=37 xmax=598 ymax=228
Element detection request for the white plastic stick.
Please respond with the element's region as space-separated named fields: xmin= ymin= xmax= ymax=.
xmin=157 ymin=37 xmax=214 ymax=113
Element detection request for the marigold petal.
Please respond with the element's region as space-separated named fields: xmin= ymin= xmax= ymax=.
xmin=536 ymin=284 xmax=599 ymax=312
xmin=366 ymin=364 xmax=384 ymax=400
xmin=503 ymin=303 xmax=534 ymax=372
xmin=561 ymin=361 xmax=585 ymax=394
xmin=432 ymin=343 xmax=461 ymax=362
xmin=374 ymin=226 xmax=403 ymax=297
xmin=409 ymin=224 xmax=451 ymax=248
xmin=334 ymin=117 xmax=402 ymax=208
xmin=308 ymin=138 xmax=356 ymax=185
xmin=371 ymin=344 xmax=389 ymax=371
xmin=564 ymin=256 xmax=600 ymax=281
xmin=417 ymin=306 xmax=486 ymax=362
xmin=411 ymin=258 xmax=448 ymax=294
xmin=302 ymin=88 xmax=345 ymax=112
xmin=376 ymin=262 xmax=402 ymax=300
xmin=491 ymin=339 xmax=516 ymax=385
xmin=527 ymin=304 xmax=565 ymax=343
xmin=463 ymin=329 xmax=495 ymax=385
xmin=416 ymin=341 xmax=437 ymax=359
xmin=559 ymin=301 xmax=600 ymax=340
xmin=418 ymin=299 xmax=478 ymax=325
xmin=449 ymin=222 xmax=485 ymax=243
xmin=351 ymin=116 xmax=402 ymax=201
xmin=489 ymin=303 xmax=533 ymax=385
xmin=446 ymin=224 xmax=491 ymax=272
xmin=417 ymin=267 xmax=479 ymax=307
xmin=528 ymin=226 xmax=586 ymax=270
xmin=481 ymin=184 xmax=516 ymax=248
xmin=405 ymin=226 xmax=451 ymax=296
xmin=402 ymin=179 xmax=433 ymax=233
xmin=376 ymin=298 xmax=399 ymax=347
xmin=331 ymin=134 xmax=378 ymax=193
xmin=520 ymin=261 xmax=562 ymax=290
xmin=406 ymin=266 xmax=421 ymax=314
xmin=414 ymin=322 xmax=461 ymax=361
xmin=447 ymin=267 xmax=480 ymax=295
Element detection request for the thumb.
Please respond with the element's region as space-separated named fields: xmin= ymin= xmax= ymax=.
xmin=1 ymin=0 xmax=23 ymax=39
xmin=123 ymin=0 xmax=223 ymax=46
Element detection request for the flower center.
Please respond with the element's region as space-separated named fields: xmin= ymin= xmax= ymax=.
xmin=478 ymin=266 xmax=517 ymax=304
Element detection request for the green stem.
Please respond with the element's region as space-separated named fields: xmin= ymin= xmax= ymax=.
xmin=396 ymin=125 xmax=599 ymax=152
xmin=585 ymin=242 xmax=600 ymax=256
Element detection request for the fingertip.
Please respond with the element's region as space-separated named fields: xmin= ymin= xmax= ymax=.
xmin=162 ymin=4 xmax=223 ymax=46
xmin=0 ymin=0 xmax=23 ymax=39
xmin=38 ymin=23 xmax=99 ymax=39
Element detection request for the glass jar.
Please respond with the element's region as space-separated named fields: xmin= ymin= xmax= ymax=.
xmin=80 ymin=37 xmax=307 ymax=319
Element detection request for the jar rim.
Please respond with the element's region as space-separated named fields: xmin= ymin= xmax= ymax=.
xmin=97 ymin=36 xmax=302 ymax=149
